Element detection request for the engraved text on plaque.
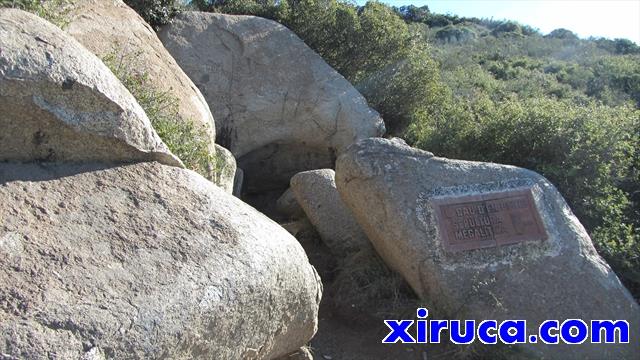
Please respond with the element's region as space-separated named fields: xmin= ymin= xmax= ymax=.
xmin=432 ymin=188 xmax=547 ymax=252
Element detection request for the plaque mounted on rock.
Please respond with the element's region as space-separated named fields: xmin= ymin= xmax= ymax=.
xmin=433 ymin=188 xmax=547 ymax=252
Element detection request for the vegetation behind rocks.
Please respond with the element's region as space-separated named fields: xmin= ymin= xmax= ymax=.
xmin=0 ymin=0 xmax=73 ymax=26
xmin=102 ymin=50 xmax=230 ymax=186
xmin=123 ymin=0 xmax=182 ymax=29
xmin=6 ymin=0 xmax=638 ymax=300
xmin=190 ymin=0 xmax=640 ymax=299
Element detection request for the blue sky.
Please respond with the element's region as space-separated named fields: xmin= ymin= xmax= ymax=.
xmin=355 ymin=0 xmax=640 ymax=44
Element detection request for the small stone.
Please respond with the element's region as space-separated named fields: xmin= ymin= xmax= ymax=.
xmin=290 ymin=169 xmax=371 ymax=256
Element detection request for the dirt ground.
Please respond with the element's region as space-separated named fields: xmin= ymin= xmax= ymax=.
xmin=310 ymin=302 xmax=427 ymax=360
xmin=256 ymin=194 xmax=464 ymax=360
xmin=295 ymin=223 xmax=459 ymax=360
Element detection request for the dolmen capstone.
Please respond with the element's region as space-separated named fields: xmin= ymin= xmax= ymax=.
xmin=159 ymin=12 xmax=385 ymax=194
xmin=335 ymin=137 xmax=640 ymax=359
xmin=0 ymin=9 xmax=321 ymax=359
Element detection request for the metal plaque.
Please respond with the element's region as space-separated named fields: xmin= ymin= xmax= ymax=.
xmin=432 ymin=188 xmax=547 ymax=252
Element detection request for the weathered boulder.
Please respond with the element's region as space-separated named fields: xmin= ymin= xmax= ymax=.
xmin=290 ymin=169 xmax=371 ymax=256
xmin=213 ymin=143 xmax=237 ymax=194
xmin=336 ymin=138 xmax=640 ymax=359
xmin=159 ymin=12 xmax=385 ymax=192
xmin=0 ymin=162 xmax=322 ymax=359
xmin=66 ymin=0 xmax=216 ymax=144
xmin=0 ymin=9 xmax=181 ymax=166
xmin=276 ymin=188 xmax=305 ymax=220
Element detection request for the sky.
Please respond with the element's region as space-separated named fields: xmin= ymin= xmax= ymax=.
xmin=356 ymin=0 xmax=640 ymax=44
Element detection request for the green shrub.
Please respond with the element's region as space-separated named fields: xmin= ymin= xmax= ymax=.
xmin=435 ymin=25 xmax=477 ymax=43
xmin=348 ymin=1 xmax=412 ymax=82
xmin=491 ymin=21 xmax=522 ymax=36
xmin=588 ymin=55 xmax=640 ymax=106
xmin=102 ymin=50 xmax=228 ymax=185
xmin=123 ymin=0 xmax=181 ymax=29
xmin=395 ymin=4 xmax=429 ymax=23
xmin=357 ymin=46 xmax=445 ymax=133
xmin=205 ymin=1 xmax=415 ymax=85
xmin=546 ymin=28 xmax=579 ymax=40
xmin=195 ymin=0 xmax=273 ymax=17
xmin=0 ymin=0 xmax=73 ymax=27
xmin=407 ymin=95 xmax=640 ymax=297
xmin=613 ymin=38 xmax=640 ymax=55
xmin=423 ymin=12 xmax=452 ymax=27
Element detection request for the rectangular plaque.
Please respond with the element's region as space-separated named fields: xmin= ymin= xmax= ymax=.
xmin=432 ymin=188 xmax=547 ymax=252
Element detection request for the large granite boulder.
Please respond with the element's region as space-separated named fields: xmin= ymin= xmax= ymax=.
xmin=0 ymin=162 xmax=322 ymax=359
xmin=335 ymin=138 xmax=640 ymax=359
xmin=0 ymin=9 xmax=180 ymax=167
xmin=66 ymin=0 xmax=216 ymax=146
xmin=290 ymin=169 xmax=371 ymax=256
xmin=159 ymin=12 xmax=385 ymax=193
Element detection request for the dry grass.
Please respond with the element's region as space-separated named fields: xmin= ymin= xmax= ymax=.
xmin=0 ymin=0 xmax=74 ymax=27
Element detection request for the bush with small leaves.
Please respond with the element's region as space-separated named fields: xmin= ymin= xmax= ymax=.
xmin=102 ymin=51 xmax=231 ymax=186
xmin=0 ymin=0 xmax=72 ymax=27
xmin=123 ymin=0 xmax=181 ymax=30
xmin=407 ymin=96 xmax=640 ymax=297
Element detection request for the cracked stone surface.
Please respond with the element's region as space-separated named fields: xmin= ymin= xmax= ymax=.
xmin=335 ymin=137 xmax=640 ymax=359
xmin=0 ymin=162 xmax=322 ymax=359
xmin=0 ymin=9 xmax=181 ymax=167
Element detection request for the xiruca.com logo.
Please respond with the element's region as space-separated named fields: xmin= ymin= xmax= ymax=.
xmin=382 ymin=309 xmax=630 ymax=345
